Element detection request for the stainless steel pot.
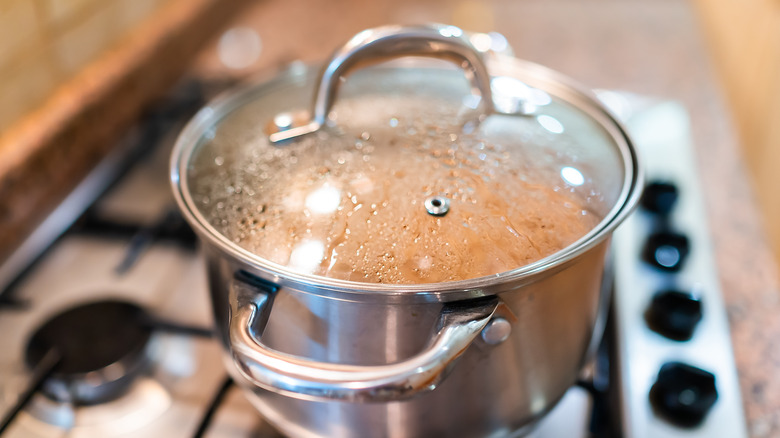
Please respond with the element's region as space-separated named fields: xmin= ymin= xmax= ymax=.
xmin=171 ymin=24 xmax=642 ymax=437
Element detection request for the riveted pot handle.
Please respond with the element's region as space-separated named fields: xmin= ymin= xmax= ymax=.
xmin=269 ymin=24 xmax=494 ymax=143
xmin=229 ymin=271 xmax=499 ymax=402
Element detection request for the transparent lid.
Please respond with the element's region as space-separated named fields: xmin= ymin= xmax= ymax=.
xmin=180 ymin=25 xmax=630 ymax=284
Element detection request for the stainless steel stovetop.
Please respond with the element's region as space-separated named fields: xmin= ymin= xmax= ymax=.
xmin=0 ymin=80 xmax=746 ymax=437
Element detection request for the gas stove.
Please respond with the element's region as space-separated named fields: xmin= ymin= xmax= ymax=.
xmin=0 ymin=78 xmax=746 ymax=437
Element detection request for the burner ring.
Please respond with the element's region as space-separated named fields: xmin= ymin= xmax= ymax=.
xmin=24 ymin=300 xmax=154 ymax=405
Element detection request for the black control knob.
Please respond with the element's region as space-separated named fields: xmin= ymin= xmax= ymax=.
xmin=645 ymin=290 xmax=703 ymax=341
xmin=642 ymin=231 xmax=690 ymax=272
xmin=641 ymin=181 xmax=680 ymax=215
xmin=650 ymin=362 xmax=718 ymax=428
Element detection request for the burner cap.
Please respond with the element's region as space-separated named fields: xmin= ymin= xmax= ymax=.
xmin=25 ymin=300 xmax=154 ymax=405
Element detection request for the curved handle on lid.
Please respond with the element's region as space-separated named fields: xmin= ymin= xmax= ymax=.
xmin=229 ymin=271 xmax=499 ymax=402
xmin=269 ymin=24 xmax=494 ymax=143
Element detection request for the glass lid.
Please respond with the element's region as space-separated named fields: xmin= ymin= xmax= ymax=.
xmin=177 ymin=25 xmax=633 ymax=285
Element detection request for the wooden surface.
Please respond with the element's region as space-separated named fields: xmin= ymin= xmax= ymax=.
xmin=189 ymin=0 xmax=780 ymax=435
xmin=0 ymin=0 xmax=247 ymax=263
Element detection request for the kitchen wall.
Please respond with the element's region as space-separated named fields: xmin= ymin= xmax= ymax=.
xmin=692 ymin=0 xmax=780 ymax=268
xmin=0 ymin=0 xmax=171 ymax=133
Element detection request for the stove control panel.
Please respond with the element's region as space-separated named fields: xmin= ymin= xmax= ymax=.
xmin=641 ymin=230 xmax=690 ymax=273
xmin=639 ymin=181 xmax=679 ymax=215
xmin=606 ymin=96 xmax=747 ymax=438
xmin=649 ymin=362 xmax=719 ymax=428
xmin=645 ymin=288 xmax=703 ymax=341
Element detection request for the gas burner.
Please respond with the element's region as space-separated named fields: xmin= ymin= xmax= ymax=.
xmin=24 ymin=300 xmax=154 ymax=405
xmin=25 ymin=378 xmax=172 ymax=435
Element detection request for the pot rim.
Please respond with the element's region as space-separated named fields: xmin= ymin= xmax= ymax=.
xmin=170 ymin=55 xmax=643 ymax=298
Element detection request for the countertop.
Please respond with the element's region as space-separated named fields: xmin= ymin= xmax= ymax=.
xmin=187 ymin=0 xmax=780 ymax=435
xmin=0 ymin=0 xmax=246 ymax=264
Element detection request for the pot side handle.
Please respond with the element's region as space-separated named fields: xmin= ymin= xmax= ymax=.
xmin=229 ymin=271 xmax=498 ymax=403
xmin=268 ymin=24 xmax=494 ymax=144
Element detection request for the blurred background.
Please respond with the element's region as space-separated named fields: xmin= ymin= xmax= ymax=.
xmin=0 ymin=0 xmax=779 ymax=434
xmin=0 ymin=0 xmax=778 ymax=270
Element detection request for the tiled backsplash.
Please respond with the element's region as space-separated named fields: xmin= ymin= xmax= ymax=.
xmin=0 ymin=0 xmax=171 ymax=132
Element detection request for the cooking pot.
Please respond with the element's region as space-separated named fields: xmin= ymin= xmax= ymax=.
xmin=171 ymin=24 xmax=641 ymax=437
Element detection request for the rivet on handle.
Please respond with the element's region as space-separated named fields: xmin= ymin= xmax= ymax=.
xmin=481 ymin=317 xmax=512 ymax=345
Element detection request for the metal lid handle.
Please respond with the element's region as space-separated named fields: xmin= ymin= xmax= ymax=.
xmin=269 ymin=24 xmax=494 ymax=143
